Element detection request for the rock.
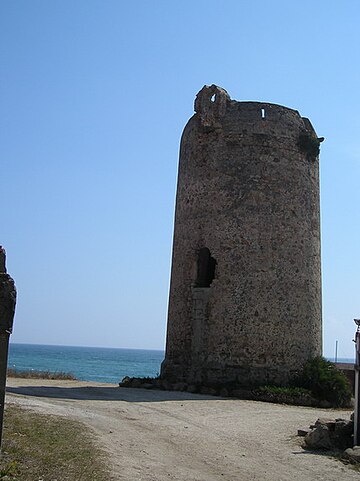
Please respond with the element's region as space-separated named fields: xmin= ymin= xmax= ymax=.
xmin=315 ymin=418 xmax=336 ymax=430
xmin=119 ymin=376 xmax=131 ymax=387
xmin=173 ymin=382 xmax=187 ymax=391
xmin=304 ymin=417 xmax=353 ymax=450
xmin=335 ymin=418 xmax=352 ymax=428
xmin=304 ymin=425 xmax=333 ymax=450
xmin=219 ymin=387 xmax=229 ymax=397
xmin=140 ymin=383 xmax=154 ymax=389
xmin=161 ymin=380 xmax=172 ymax=391
xmin=344 ymin=446 xmax=360 ymax=463
xmin=297 ymin=428 xmax=310 ymax=437
xmin=334 ymin=419 xmax=353 ymax=450
xmin=200 ymin=386 xmax=217 ymax=396
xmin=186 ymin=384 xmax=198 ymax=393
xmin=130 ymin=378 xmax=142 ymax=388
xmin=232 ymin=388 xmax=252 ymax=399
xmin=153 ymin=378 xmax=163 ymax=389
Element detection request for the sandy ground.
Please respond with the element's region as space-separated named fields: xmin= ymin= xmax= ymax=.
xmin=5 ymin=378 xmax=359 ymax=481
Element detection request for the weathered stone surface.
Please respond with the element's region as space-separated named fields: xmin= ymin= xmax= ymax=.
xmin=0 ymin=248 xmax=5 ymax=273
xmin=315 ymin=418 xmax=336 ymax=430
xmin=152 ymin=378 xmax=163 ymax=389
xmin=231 ymin=388 xmax=253 ymax=400
xmin=172 ymin=382 xmax=187 ymax=392
xmin=334 ymin=419 xmax=353 ymax=450
xmin=304 ymin=417 xmax=353 ymax=450
xmin=0 ymin=247 xmax=17 ymax=333
xmin=160 ymin=380 xmax=172 ymax=391
xmin=344 ymin=446 xmax=360 ymax=462
xmin=304 ymin=425 xmax=333 ymax=450
xmin=119 ymin=376 xmax=131 ymax=387
xmin=186 ymin=384 xmax=198 ymax=393
xmin=297 ymin=428 xmax=311 ymax=437
xmin=161 ymin=85 xmax=322 ymax=387
xmin=0 ymin=246 xmax=17 ymax=449
xmin=140 ymin=383 xmax=154 ymax=390
xmin=219 ymin=387 xmax=229 ymax=397
xmin=199 ymin=386 xmax=217 ymax=396
xmin=130 ymin=378 xmax=142 ymax=388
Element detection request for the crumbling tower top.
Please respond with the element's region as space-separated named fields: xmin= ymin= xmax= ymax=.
xmin=0 ymin=247 xmax=6 ymax=274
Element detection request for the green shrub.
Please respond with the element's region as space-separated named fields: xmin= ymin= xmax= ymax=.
xmin=252 ymin=385 xmax=314 ymax=406
xmin=298 ymin=133 xmax=320 ymax=159
xmin=294 ymin=356 xmax=352 ymax=408
xmin=256 ymin=385 xmax=311 ymax=397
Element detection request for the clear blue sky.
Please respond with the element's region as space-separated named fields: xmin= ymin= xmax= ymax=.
xmin=1 ymin=1 xmax=359 ymax=358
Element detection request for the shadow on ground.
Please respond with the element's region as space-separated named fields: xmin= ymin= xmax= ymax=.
xmin=6 ymin=385 xmax=221 ymax=403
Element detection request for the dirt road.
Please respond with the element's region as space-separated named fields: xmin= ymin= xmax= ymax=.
xmin=5 ymin=379 xmax=358 ymax=480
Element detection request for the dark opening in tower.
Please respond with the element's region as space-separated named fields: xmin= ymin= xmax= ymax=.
xmin=195 ymin=247 xmax=216 ymax=287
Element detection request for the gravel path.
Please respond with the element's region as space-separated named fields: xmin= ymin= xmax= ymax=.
xmin=5 ymin=378 xmax=358 ymax=481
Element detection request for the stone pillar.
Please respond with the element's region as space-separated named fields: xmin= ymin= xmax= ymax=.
xmin=0 ymin=247 xmax=16 ymax=450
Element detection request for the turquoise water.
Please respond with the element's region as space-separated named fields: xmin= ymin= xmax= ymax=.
xmin=8 ymin=343 xmax=165 ymax=384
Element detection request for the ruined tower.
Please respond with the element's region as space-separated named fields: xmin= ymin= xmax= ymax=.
xmin=161 ymin=85 xmax=322 ymax=387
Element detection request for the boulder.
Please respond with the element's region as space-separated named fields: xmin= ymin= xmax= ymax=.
xmin=200 ymin=386 xmax=217 ymax=396
xmin=304 ymin=424 xmax=333 ymax=449
xmin=186 ymin=384 xmax=198 ymax=393
xmin=334 ymin=419 xmax=353 ymax=450
xmin=303 ymin=417 xmax=353 ymax=450
xmin=315 ymin=418 xmax=336 ymax=430
xmin=173 ymin=382 xmax=187 ymax=391
xmin=152 ymin=378 xmax=163 ymax=389
xmin=161 ymin=380 xmax=173 ymax=391
xmin=344 ymin=446 xmax=360 ymax=463
xmin=130 ymin=378 xmax=143 ymax=388
xmin=219 ymin=387 xmax=229 ymax=397
xmin=232 ymin=388 xmax=252 ymax=399
xmin=119 ymin=376 xmax=131 ymax=387
xmin=140 ymin=383 xmax=154 ymax=389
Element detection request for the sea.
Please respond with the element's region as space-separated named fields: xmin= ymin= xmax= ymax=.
xmin=8 ymin=343 xmax=165 ymax=384
xmin=7 ymin=343 xmax=354 ymax=385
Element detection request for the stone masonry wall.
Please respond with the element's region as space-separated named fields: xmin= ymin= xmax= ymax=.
xmin=161 ymin=85 xmax=322 ymax=387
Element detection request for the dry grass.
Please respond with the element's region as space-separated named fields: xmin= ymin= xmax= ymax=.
xmin=0 ymin=404 xmax=111 ymax=480
xmin=7 ymin=369 xmax=77 ymax=381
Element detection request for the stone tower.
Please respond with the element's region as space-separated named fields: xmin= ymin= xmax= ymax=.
xmin=161 ymin=85 xmax=322 ymax=387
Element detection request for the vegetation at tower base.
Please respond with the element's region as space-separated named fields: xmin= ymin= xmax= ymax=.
xmin=253 ymin=357 xmax=352 ymax=408
xmin=292 ymin=356 xmax=352 ymax=408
